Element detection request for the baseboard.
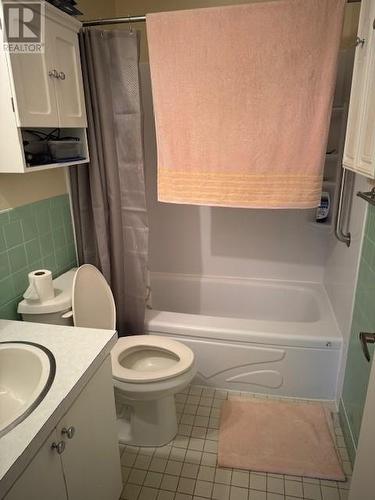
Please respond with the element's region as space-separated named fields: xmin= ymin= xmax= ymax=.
xmin=339 ymin=398 xmax=357 ymax=465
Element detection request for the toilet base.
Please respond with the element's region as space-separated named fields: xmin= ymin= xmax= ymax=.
xmin=117 ymin=395 xmax=178 ymax=447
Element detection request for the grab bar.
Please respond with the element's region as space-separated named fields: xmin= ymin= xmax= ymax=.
xmin=334 ymin=166 xmax=351 ymax=247
xmin=333 ymin=96 xmax=352 ymax=247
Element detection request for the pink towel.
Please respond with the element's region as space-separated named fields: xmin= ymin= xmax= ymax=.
xmin=146 ymin=0 xmax=345 ymax=209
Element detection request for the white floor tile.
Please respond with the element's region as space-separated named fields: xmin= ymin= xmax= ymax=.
xmin=181 ymin=462 xmax=199 ymax=479
xmin=198 ymin=465 xmax=216 ymax=482
xmin=229 ymin=485 xmax=248 ymax=500
xmin=178 ymin=477 xmax=196 ymax=495
xmin=160 ymin=474 xmax=179 ymax=491
xmin=215 ymin=468 xmax=233 ymax=485
xmin=184 ymin=450 xmax=202 ymax=464
xmin=284 ymin=479 xmax=303 ymax=497
xmin=267 ymin=476 xmax=284 ymax=495
xmin=165 ymin=460 xmax=183 ymax=476
xmin=249 ymin=474 xmax=267 ymax=491
xmin=135 ymin=455 xmax=153 ymax=470
xmin=138 ymin=486 xmax=159 ymax=500
xmin=194 ymin=479 xmax=214 ymax=498
xmin=157 ymin=490 xmax=174 ymax=500
xmin=303 ymin=482 xmax=322 ymax=500
xmin=212 ymin=482 xmax=231 ymax=500
xmin=321 ymin=486 xmax=340 ymax=500
xmin=128 ymin=468 xmax=147 ymax=485
xmin=266 ymin=493 xmax=284 ymax=500
xmin=175 ymin=493 xmax=193 ymax=500
xmin=122 ymin=483 xmax=142 ymax=500
xmin=201 ymin=451 xmax=217 ymax=466
xmin=144 ymin=471 xmax=163 ymax=489
xmin=248 ymin=491 xmax=266 ymax=500
xmin=231 ymin=470 xmax=250 ymax=488
xmin=149 ymin=458 xmax=168 ymax=473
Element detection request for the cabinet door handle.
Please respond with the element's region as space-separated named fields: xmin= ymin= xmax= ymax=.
xmin=61 ymin=426 xmax=75 ymax=439
xmin=51 ymin=441 xmax=65 ymax=454
xmin=355 ymin=36 xmax=365 ymax=48
xmin=58 ymin=71 xmax=66 ymax=80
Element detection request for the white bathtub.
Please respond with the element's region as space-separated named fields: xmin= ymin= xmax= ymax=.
xmin=145 ymin=273 xmax=342 ymax=402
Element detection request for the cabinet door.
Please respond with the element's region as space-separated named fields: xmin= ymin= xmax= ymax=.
xmin=343 ymin=0 xmax=373 ymax=173
xmin=57 ymin=357 xmax=122 ymax=500
xmin=52 ymin=23 xmax=87 ymax=127
xmin=356 ymin=11 xmax=375 ymax=177
xmin=7 ymin=12 xmax=59 ymax=127
xmin=4 ymin=429 xmax=67 ymax=500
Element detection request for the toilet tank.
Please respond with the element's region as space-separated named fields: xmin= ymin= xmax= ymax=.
xmin=18 ymin=269 xmax=76 ymax=326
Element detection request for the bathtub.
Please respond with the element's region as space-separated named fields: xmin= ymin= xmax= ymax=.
xmin=145 ymin=273 xmax=342 ymax=402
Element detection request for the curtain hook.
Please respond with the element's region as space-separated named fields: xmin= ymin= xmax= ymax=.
xmin=128 ymin=14 xmax=133 ymax=34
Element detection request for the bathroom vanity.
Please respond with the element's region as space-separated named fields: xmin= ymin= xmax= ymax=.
xmin=0 ymin=320 xmax=122 ymax=500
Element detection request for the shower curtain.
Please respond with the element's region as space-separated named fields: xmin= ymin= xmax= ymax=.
xmin=70 ymin=28 xmax=149 ymax=336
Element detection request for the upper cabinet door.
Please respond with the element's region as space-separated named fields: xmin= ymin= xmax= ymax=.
xmin=343 ymin=0 xmax=375 ymax=177
xmin=7 ymin=10 xmax=59 ymax=127
xmin=52 ymin=23 xmax=87 ymax=127
xmin=356 ymin=16 xmax=375 ymax=176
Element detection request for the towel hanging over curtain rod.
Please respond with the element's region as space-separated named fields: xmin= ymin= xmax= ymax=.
xmin=81 ymin=0 xmax=361 ymax=27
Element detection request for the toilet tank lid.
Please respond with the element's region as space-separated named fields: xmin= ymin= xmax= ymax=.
xmin=17 ymin=268 xmax=76 ymax=315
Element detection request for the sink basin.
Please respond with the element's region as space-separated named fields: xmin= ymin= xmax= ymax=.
xmin=0 ymin=342 xmax=55 ymax=437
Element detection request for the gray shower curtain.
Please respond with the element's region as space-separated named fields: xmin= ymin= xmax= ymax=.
xmin=70 ymin=28 xmax=149 ymax=336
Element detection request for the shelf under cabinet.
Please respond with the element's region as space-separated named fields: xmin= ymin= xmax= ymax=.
xmin=20 ymin=127 xmax=89 ymax=173
xmin=24 ymin=158 xmax=89 ymax=172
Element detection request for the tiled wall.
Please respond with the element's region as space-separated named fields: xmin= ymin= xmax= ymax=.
xmin=0 ymin=194 xmax=77 ymax=320
xmin=340 ymin=204 xmax=375 ymax=464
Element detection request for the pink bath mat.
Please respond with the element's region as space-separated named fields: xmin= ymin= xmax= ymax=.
xmin=218 ymin=399 xmax=345 ymax=481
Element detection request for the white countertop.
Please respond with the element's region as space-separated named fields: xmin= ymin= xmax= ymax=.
xmin=0 ymin=319 xmax=117 ymax=497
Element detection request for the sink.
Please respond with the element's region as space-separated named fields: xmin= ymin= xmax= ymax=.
xmin=0 ymin=342 xmax=55 ymax=437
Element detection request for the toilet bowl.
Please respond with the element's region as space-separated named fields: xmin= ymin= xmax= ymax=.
xmin=112 ymin=335 xmax=195 ymax=446
xmin=18 ymin=265 xmax=197 ymax=447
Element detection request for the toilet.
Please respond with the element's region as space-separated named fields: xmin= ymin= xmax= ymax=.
xmin=18 ymin=265 xmax=197 ymax=447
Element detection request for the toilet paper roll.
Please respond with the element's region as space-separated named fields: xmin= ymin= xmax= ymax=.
xmin=24 ymin=269 xmax=54 ymax=302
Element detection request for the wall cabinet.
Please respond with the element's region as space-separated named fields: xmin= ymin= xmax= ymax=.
xmin=343 ymin=0 xmax=375 ymax=178
xmin=4 ymin=357 xmax=122 ymax=500
xmin=0 ymin=0 xmax=88 ymax=172
xmin=8 ymin=6 xmax=86 ymax=128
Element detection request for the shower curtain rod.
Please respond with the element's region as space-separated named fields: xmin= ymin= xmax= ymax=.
xmin=82 ymin=0 xmax=361 ymax=27
xmin=82 ymin=15 xmax=146 ymax=27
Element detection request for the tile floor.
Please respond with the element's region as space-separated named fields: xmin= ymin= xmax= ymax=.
xmin=119 ymin=385 xmax=352 ymax=500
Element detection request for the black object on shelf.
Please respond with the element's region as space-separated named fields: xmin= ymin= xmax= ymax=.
xmin=46 ymin=0 xmax=82 ymax=16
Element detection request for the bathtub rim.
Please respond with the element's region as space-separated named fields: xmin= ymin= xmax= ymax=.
xmin=145 ymin=271 xmax=343 ymax=349
xmin=145 ymin=309 xmax=342 ymax=349
xmin=145 ymin=274 xmax=342 ymax=350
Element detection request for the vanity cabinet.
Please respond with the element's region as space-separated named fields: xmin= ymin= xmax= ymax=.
xmin=0 ymin=0 xmax=88 ymax=172
xmin=343 ymin=0 xmax=375 ymax=178
xmin=4 ymin=357 xmax=122 ymax=500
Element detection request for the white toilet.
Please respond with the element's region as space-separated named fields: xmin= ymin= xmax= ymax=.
xmin=18 ymin=265 xmax=197 ymax=447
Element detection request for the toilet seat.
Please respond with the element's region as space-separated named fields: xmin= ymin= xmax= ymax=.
xmin=72 ymin=264 xmax=116 ymax=330
xmin=111 ymin=335 xmax=195 ymax=383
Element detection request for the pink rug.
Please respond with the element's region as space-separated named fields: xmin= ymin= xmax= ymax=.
xmin=218 ymin=399 xmax=345 ymax=480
